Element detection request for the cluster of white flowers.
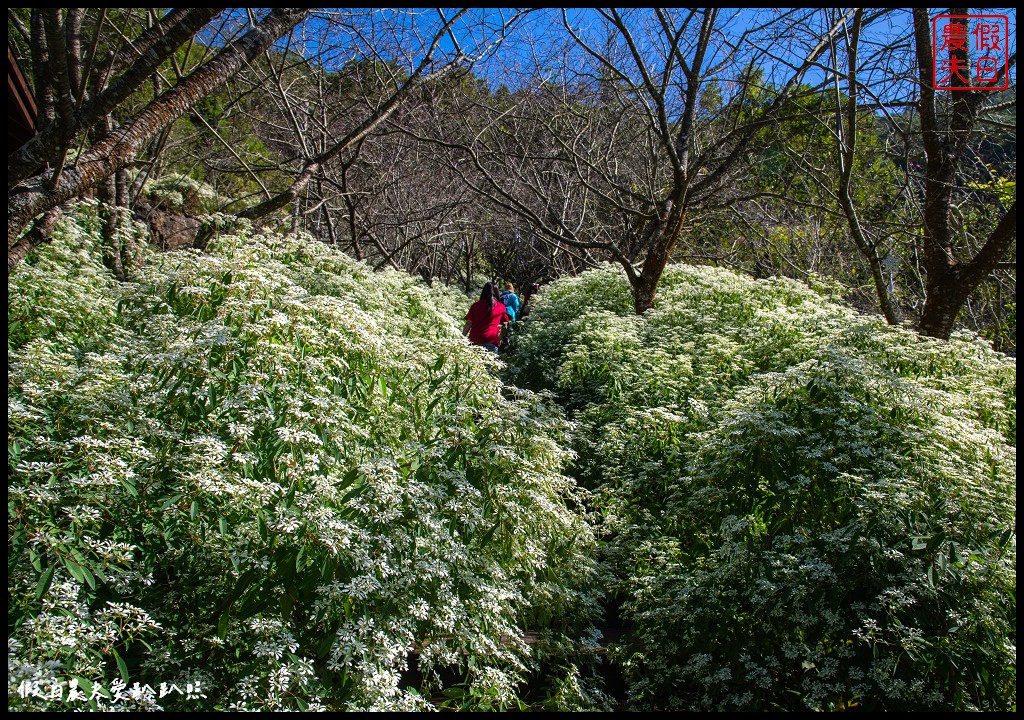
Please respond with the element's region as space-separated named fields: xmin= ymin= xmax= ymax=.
xmin=9 ymin=209 xmax=602 ymax=711
xmin=142 ymin=173 xmax=220 ymax=214
xmin=509 ymin=261 xmax=1016 ymax=711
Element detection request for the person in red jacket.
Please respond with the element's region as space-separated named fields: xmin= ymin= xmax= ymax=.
xmin=463 ymin=281 xmax=509 ymax=352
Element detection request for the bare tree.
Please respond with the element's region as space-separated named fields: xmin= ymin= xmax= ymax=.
xmin=827 ymin=8 xmax=903 ymax=325
xmin=911 ymin=7 xmax=1016 ymax=339
xmin=8 ymin=8 xmax=308 ymax=271
xmin=335 ymin=125 xmax=478 ymax=277
xmin=8 ymin=8 xmax=224 ymax=190
xmin=190 ymin=8 xmax=529 ymax=259
xmin=786 ymin=8 xmax=1016 ymax=340
xmin=408 ymin=8 xmax=860 ymax=313
xmin=762 ymin=8 xmax=910 ymax=325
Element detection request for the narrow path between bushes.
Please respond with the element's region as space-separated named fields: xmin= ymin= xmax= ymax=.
xmin=493 ymin=335 xmax=632 ymax=711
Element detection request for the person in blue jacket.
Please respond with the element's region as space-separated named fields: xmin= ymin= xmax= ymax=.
xmin=499 ymin=282 xmax=521 ymax=322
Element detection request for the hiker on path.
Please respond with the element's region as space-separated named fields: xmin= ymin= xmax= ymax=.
xmin=463 ymin=281 xmax=509 ymax=353
xmin=520 ymin=282 xmax=541 ymax=319
xmin=499 ymin=282 xmax=521 ymax=322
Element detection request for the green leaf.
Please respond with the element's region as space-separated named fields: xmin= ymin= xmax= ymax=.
xmin=219 ymin=516 xmax=229 ymax=536
xmin=114 ymin=650 xmax=130 ymax=683
xmin=320 ymin=556 xmax=336 ymax=582
xmin=480 ymin=519 xmax=501 ymax=548
xmin=161 ymin=493 xmax=183 ymax=511
xmin=72 ymin=675 xmax=96 ymax=698
xmin=338 ymin=482 xmax=367 ymax=508
xmin=218 ymin=611 xmax=230 ymax=640
xmin=339 ymin=468 xmax=359 ymax=490
xmin=64 ymin=557 xmax=86 ymax=585
xmin=34 ymin=565 xmax=56 ymax=600
xmin=926 ymin=531 xmax=946 ymax=553
xmin=318 ymin=629 xmax=337 ymax=657
xmin=120 ymin=476 xmax=139 ymax=497
xmin=234 ymin=568 xmax=258 ymax=597
xmin=425 ymin=395 xmax=443 ymax=417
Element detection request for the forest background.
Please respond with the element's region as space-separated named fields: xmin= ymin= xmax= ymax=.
xmin=7 ymin=7 xmax=1017 ymax=349
xmin=6 ymin=6 xmax=1017 ymax=713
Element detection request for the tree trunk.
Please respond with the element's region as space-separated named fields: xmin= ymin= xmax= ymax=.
xmin=918 ymin=204 xmax=1017 ymax=339
xmin=7 ymin=206 xmax=62 ymax=275
xmin=911 ymin=8 xmax=1015 ymax=341
xmin=97 ymin=174 xmax=125 ymax=280
xmin=919 ymin=267 xmax=972 ymax=340
xmin=9 ymin=8 xmax=224 ymax=191
xmin=835 ymin=8 xmax=899 ymax=326
xmin=630 ymin=205 xmax=686 ymax=314
xmin=465 ymin=234 xmax=475 ymax=294
xmin=632 ymin=271 xmax=659 ymax=315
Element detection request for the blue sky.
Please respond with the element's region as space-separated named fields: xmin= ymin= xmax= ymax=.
xmin=485 ymin=8 xmax=1015 ymax=105
xmin=251 ymin=8 xmax=1015 ymax=104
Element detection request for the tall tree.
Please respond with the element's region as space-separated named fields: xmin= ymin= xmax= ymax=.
xmin=910 ymin=7 xmax=1016 ymax=339
xmin=186 ymin=8 xmax=528 ymax=261
xmin=767 ymin=8 xmax=910 ymax=325
xmin=792 ymin=8 xmax=1016 ymax=341
xmin=228 ymin=10 xmax=472 ymax=227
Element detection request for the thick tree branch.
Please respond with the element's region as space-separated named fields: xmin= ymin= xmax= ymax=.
xmin=8 ymin=8 xmax=224 ymax=190
xmin=9 ymin=8 xmax=308 ymax=252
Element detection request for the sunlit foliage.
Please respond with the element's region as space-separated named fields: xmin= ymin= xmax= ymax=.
xmin=8 ymin=201 xmax=603 ymax=711
xmin=7 ymin=198 xmax=1014 ymax=712
xmin=507 ymin=263 xmax=1016 ymax=711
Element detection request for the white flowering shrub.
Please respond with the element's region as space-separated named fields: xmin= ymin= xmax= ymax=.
xmin=8 ymin=199 xmax=128 ymax=352
xmin=8 ymin=205 xmax=603 ymax=711
xmin=506 ymin=263 xmax=1016 ymax=711
xmin=142 ymin=173 xmax=220 ymax=214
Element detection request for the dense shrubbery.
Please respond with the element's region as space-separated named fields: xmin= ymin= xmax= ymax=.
xmin=141 ymin=173 xmax=221 ymax=214
xmin=7 ymin=203 xmax=1015 ymax=712
xmin=507 ymin=264 xmax=1016 ymax=711
xmin=8 ymin=202 xmax=605 ymax=711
